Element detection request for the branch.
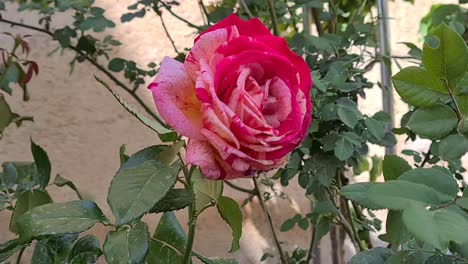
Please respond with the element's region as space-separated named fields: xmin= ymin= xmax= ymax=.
xmin=265 ymin=0 xmax=279 ymax=35
xmin=157 ymin=0 xmax=202 ymax=30
xmin=158 ymin=13 xmax=183 ymax=57
xmin=0 ymin=17 xmax=168 ymax=128
xmin=224 ymin=180 xmax=257 ymax=195
xmin=253 ymin=176 xmax=287 ymax=264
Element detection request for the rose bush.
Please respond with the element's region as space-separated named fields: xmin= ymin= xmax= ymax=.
xmin=149 ymin=14 xmax=312 ymax=180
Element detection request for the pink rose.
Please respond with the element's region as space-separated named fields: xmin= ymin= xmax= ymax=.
xmin=149 ymin=14 xmax=312 ymax=179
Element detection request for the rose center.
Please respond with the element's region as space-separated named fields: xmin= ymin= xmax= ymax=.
xmin=229 ymin=67 xmax=292 ymax=128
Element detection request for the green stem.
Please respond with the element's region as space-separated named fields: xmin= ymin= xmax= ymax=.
xmin=265 ymin=0 xmax=279 ymax=35
xmin=445 ymin=78 xmax=462 ymax=120
xmin=306 ymin=220 xmax=318 ymax=263
xmin=183 ymin=211 xmax=197 ymax=264
xmin=16 ymin=247 xmax=25 ymax=264
xmin=253 ymin=177 xmax=287 ymax=264
xmin=0 ymin=17 xmax=168 ymax=129
xmin=224 ymin=180 xmax=257 ymax=195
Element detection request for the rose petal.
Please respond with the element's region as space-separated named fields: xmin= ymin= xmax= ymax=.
xmin=186 ymin=139 xmax=243 ymax=179
xmin=185 ymin=26 xmax=239 ymax=81
xmin=149 ymin=57 xmax=203 ymax=139
xmin=194 ymin=14 xmax=271 ymax=43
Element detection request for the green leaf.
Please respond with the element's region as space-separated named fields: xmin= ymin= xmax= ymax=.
xmin=337 ymin=98 xmax=362 ymax=128
xmin=31 ymin=140 xmax=51 ymax=189
xmin=193 ymin=252 xmax=238 ymax=264
xmin=0 ymin=240 xmax=23 ymax=263
xmin=17 ymin=200 xmax=108 ymax=242
xmin=32 ymin=234 xmax=78 ymax=264
xmin=399 ymin=167 xmax=458 ymax=198
xmin=150 ymin=189 xmax=194 ymax=214
xmin=365 ymin=117 xmax=385 ymax=141
xmin=4 ymin=161 xmax=39 ymax=192
xmin=456 ymin=198 xmax=468 ymax=210
xmin=103 ymin=221 xmax=149 ymax=264
xmin=422 ymin=23 xmax=468 ymax=88
xmin=334 ymin=137 xmax=354 ymax=161
xmin=108 ymin=158 xmax=180 ymax=225
xmin=147 ymin=212 xmax=186 ymax=264
xmin=53 ymin=26 xmax=77 ymax=47
xmin=280 ymin=217 xmax=297 ymax=232
xmin=1 ymin=162 xmax=17 ymax=190
xmin=9 ymin=189 xmax=52 ymax=233
xmin=340 ymin=183 xmax=382 ymax=209
xmin=0 ymin=94 xmax=18 ymax=136
xmin=436 ymin=134 xmax=468 ymax=160
xmin=217 ymin=196 xmax=243 ymax=252
xmin=108 ymin=58 xmax=126 ymax=72
xmin=119 ymin=144 xmax=129 ymax=165
xmin=95 ymin=77 xmax=173 ymax=139
xmin=369 ymin=156 xmax=382 ymax=182
xmin=425 ymin=255 xmax=457 ymax=264
xmin=68 ymin=235 xmax=102 ymax=264
xmin=0 ymin=63 xmax=21 ymax=94
xmin=407 ymin=104 xmax=457 ymax=139
xmin=402 ymin=204 xmax=468 ymax=250
xmin=379 ymin=210 xmax=411 ymax=246
xmin=78 ymin=12 xmax=115 ymax=32
xmin=367 ymin=181 xmax=443 ymax=210
xmin=385 ymin=250 xmax=424 ymax=264
xmin=392 ymin=66 xmax=449 ymax=107
xmin=347 ymin=247 xmax=393 ymax=264
xmin=382 ymin=155 xmax=412 ymax=181
xmin=191 ymin=168 xmax=223 ymax=215
xmin=54 ymin=174 xmax=83 ymax=200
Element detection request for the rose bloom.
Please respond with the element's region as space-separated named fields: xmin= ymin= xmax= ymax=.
xmin=149 ymin=14 xmax=312 ymax=180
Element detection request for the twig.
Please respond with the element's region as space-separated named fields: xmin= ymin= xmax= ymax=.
xmin=198 ymin=0 xmax=210 ymax=25
xmin=310 ymin=8 xmax=324 ymax=36
xmin=157 ymin=0 xmax=201 ymax=30
xmin=224 ymin=180 xmax=257 ymax=195
xmin=283 ymin=0 xmax=298 ymax=33
xmin=306 ymin=221 xmax=318 ymax=263
xmin=238 ymin=0 xmax=254 ymax=19
xmin=0 ymin=17 xmax=168 ymax=128
xmin=326 ymin=188 xmax=361 ymax=253
xmin=16 ymin=247 xmax=25 ymax=264
xmin=158 ymin=13 xmax=182 ymax=57
xmin=253 ymin=176 xmax=287 ymax=264
xmin=265 ymin=0 xmax=279 ymax=35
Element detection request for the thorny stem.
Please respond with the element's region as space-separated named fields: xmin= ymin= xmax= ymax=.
xmin=0 ymin=17 xmax=169 ymax=129
xmin=306 ymin=218 xmax=319 ymax=263
xmin=224 ymin=180 xmax=257 ymax=195
xmin=265 ymin=0 xmax=279 ymax=35
xmin=253 ymin=176 xmax=287 ymax=264
xmin=183 ymin=210 xmax=197 ymax=264
xmin=326 ymin=188 xmax=361 ymax=253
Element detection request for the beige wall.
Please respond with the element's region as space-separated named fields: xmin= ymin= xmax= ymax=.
xmin=0 ymin=0 xmax=460 ymax=263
